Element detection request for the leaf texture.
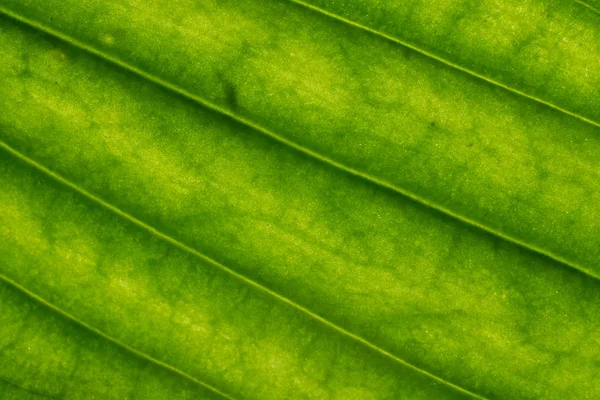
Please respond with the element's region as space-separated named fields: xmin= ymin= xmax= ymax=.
xmin=0 ymin=1 xmax=599 ymax=399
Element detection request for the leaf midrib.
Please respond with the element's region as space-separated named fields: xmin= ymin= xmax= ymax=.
xmin=0 ymin=140 xmax=487 ymax=399
xmin=288 ymin=0 xmax=600 ymax=129
xmin=1 ymin=7 xmax=596 ymax=283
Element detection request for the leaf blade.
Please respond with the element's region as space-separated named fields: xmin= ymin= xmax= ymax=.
xmin=1 ymin=1 xmax=600 ymax=399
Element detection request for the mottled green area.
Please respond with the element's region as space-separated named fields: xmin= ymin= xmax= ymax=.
xmin=0 ymin=1 xmax=599 ymax=400
xmin=2 ymin=0 xmax=600 ymax=275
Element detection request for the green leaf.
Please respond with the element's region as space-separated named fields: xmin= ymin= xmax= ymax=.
xmin=0 ymin=0 xmax=599 ymax=399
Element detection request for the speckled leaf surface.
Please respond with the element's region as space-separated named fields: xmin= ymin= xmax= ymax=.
xmin=0 ymin=1 xmax=599 ymax=399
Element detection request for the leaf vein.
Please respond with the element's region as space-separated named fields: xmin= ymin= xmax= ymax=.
xmin=0 ymin=376 xmax=59 ymax=399
xmin=574 ymin=0 xmax=600 ymax=15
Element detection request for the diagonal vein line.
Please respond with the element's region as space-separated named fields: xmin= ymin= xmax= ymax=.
xmin=0 ymin=141 xmax=486 ymax=400
xmin=574 ymin=0 xmax=600 ymax=15
xmin=1 ymin=7 xmax=598 ymax=292
xmin=287 ymin=0 xmax=600 ymax=130
xmin=0 ymin=376 xmax=58 ymax=399
xmin=0 ymin=273 xmax=237 ymax=400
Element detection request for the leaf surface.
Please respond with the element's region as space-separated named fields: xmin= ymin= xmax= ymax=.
xmin=1 ymin=1 xmax=599 ymax=399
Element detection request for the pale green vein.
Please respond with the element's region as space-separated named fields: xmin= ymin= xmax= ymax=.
xmin=0 ymin=7 xmax=598 ymax=289
xmin=0 ymin=273 xmax=236 ymax=400
xmin=286 ymin=0 xmax=600 ymax=130
xmin=574 ymin=0 xmax=600 ymax=15
xmin=0 ymin=140 xmax=486 ymax=400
